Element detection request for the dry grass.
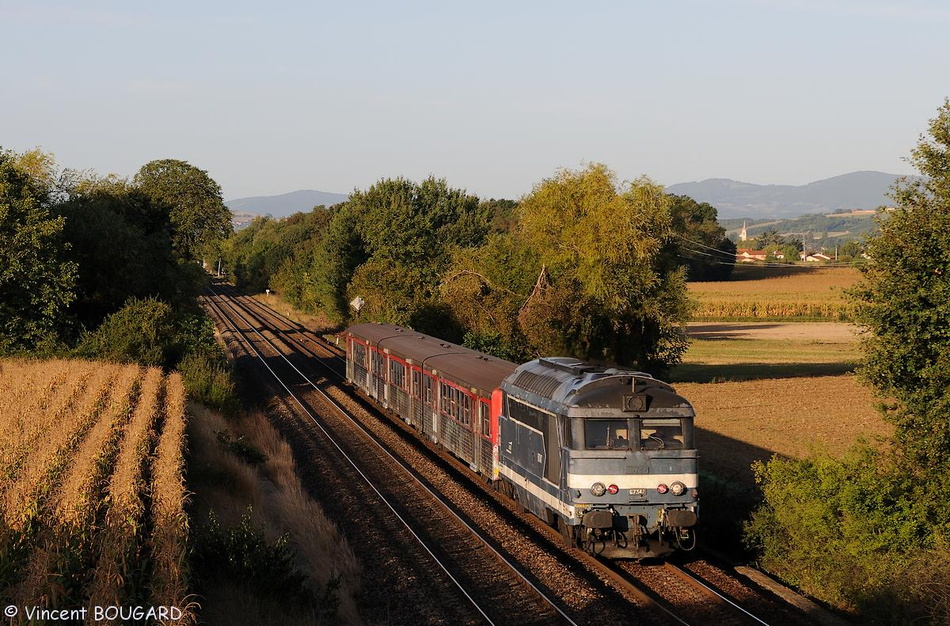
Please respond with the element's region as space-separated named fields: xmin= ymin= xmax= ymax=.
xmin=689 ymin=267 xmax=862 ymax=320
xmin=249 ymin=293 xmax=337 ymax=332
xmin=188 ymin=403 xmax=361 ymax=625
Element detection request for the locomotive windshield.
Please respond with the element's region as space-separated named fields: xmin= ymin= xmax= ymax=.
xmin=640 ymin=418 xmax=685 ymax=449
xmin=584 ymin=420 xmax=629 ymax=450
xmin=583 ymin=418 xmax=691 ymax=450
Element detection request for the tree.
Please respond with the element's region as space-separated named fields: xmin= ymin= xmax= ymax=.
xmin=302 ymin=177 xmax=487 ymax=327
xmin=513 ymin=164 xmax=689 ymax=372
xmin=0 ymin=148 xmax=77 ymax=353
xmin=854 ymin=99 xmax=950 ymax=470
xmin=133 ymin=159 xmax=232 ymax=261
xmin=667 ymin=194 xmax=735 ymax=280
xmin=55 ymin=179 xmax=207 ymax=328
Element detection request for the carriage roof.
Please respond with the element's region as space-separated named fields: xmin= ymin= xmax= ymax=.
xmin=346 ymin=323 xmax=517 ymax=395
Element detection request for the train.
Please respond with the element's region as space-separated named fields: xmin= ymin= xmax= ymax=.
xmin=344 ymin=322 xmax=699 ymax=559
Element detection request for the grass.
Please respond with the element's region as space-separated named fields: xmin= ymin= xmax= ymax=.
xmin=187 ymin=403 xmax=361 ymax=625
xmin=672 ymin=335 xmax=863 ymax=382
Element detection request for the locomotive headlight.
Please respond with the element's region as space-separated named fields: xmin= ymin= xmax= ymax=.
xmin=607 ymin=484 xmax=619 ymax=495
xmin=591 ymin=482 xmax=607 ymax=497
xmin=657 ymin=483 xmax=669 ymax=494
xmin=671 ymin=481 xmax=686 ymax=496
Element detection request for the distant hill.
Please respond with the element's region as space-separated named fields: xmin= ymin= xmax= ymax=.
xmin=667 ymin=171 xmax=911 ymax=219
xmin=225 ymin=189 xmax=349 ymax=218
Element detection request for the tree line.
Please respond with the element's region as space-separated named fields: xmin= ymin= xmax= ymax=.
xmin=220 ymin=164 xmax=734 ymax=374
xmin=0 ymin=149 xmax=235 ymax=407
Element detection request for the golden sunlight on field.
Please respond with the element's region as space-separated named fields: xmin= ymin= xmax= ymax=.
xmin=0 ymin=359 xmax=190 ymax=619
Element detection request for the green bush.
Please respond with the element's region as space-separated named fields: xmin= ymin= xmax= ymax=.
xmin=192 ymin=510 xmax=335 ymax=614
xmin=75 ymin=297 xmax=177 ymax=366
xmin=744 ymin=445 xmax=946 ymax=621
xmin=177 ymin=350 xmax=239 ymax=414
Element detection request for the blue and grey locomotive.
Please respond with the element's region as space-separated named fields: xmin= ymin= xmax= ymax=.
xmin=344 ymin=323 xmax=698 ymax=559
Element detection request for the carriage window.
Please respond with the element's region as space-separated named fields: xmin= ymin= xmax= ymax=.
xmin=389 ymin=360 xmax=406 ymax=390
xmin=584 ymin=420 xmax=629 ymax=450
xmin=352 ymin=342 xmax=367 ymax=367
xmin=640 ymin=419 xmax=684 ymax=449
xmin=480 ymin=402 xmax=490 ymax=437
xmin=462 ymin=394 xmax=472 ymax=426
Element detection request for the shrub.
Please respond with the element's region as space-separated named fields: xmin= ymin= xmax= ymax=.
xmin=75 ymin=297 xmax=177 ymax=367
xmin=193 ymin=510 xmax=310 ymax=604
xmin=744 ymin=444 xmax=945 ymax=621
xmin=177 ymin=350 xmax=239 ymax=415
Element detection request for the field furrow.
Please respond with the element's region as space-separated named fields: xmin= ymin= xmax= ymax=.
xmin=149 ymin=372 xmax=192 ymax=620
xmin=8 ymin=364 xmax=142 ymax=608
xmin=88 ymin=366 xmax=165 ymax=608
xmin=0 ymin=363 xmax=99 ymax=483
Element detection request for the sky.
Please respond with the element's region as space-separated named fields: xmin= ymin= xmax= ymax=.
xmin=2 ymin=0 xmax=947 ymax=201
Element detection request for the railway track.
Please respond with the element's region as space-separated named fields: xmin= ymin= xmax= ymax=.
xmin=202 ymin=282 xmax=829 ymax=625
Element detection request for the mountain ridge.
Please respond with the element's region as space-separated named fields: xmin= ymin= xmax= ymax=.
xmin=225 ymin=171 xmax=915 ymax=221
xmin=225 ymin=189 xmax=349 ymax=218
xmin=666 ymin=171 xmax=912 ymax=219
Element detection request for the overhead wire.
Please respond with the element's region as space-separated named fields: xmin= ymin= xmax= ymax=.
xmin=672 ymin=233 xmax=860 ymax=269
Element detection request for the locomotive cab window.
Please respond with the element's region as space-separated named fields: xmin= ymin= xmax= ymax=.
xmin=640 ymin=418 xmax=687 ymax=449
xmin=584 ymin=420 xmax=630 ymax=450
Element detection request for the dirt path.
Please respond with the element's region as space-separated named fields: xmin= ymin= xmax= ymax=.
xmin=687 ymin=322 xmax=858 ymax=342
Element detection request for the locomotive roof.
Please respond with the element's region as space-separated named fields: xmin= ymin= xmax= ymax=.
xmin=502 ymin=357 xmax=694 ymax=418
xmin=346 ymin=323 xmax=517 ymax=394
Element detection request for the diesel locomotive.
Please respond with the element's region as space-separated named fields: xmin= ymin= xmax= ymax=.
xmin=344 ymin=322 xmax=698 ymax=558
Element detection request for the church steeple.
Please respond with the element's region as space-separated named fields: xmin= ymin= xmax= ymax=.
xmin=739 ymin=220 xmax=748 ymax=242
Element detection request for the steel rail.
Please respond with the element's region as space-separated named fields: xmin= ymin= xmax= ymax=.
xmin=664 ymin=563 xmax=771 ymax=626
xmin=213 ymin=285 xmax=788 ymax=626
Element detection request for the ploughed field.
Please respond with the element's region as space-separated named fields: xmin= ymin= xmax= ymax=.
xmin=675 ymin=320 xmax=889 ymax=492
xmin=0 ymin=359 xmax=189 ymax=619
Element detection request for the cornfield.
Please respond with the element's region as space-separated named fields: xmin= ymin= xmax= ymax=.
xmin=0 ymin=359 xmax=192 ymax=624
xmin=689 ymin=267 xmax=861 ymax=321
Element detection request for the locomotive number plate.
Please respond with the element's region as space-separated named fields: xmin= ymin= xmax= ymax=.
xmin=628 ymin=488 xmax=646 ymax=497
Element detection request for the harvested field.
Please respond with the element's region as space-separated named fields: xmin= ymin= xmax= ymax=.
xmin=675 ymin=322 xmax=863 ymax=382
xmin=680 ymin=375 xmax=889 ymax=482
